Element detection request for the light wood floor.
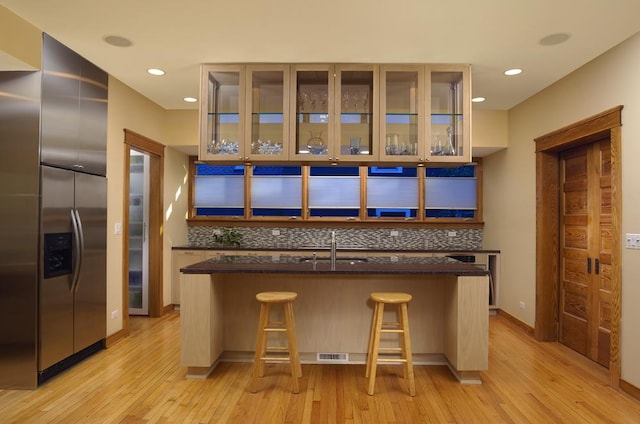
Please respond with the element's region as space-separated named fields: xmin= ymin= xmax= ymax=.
xmin=2 ymin=312 xmax=640 ymax=423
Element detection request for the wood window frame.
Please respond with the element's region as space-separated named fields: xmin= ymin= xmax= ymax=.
xmin=187 ymin=159 xmax=483 ymax=227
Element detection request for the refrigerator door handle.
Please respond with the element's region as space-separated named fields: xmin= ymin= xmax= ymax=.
xmin=70 ymin=209 xmax=85 ymax=292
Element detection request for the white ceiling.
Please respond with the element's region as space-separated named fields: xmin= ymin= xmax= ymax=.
xmin=2 ymin=0 xmax=640 ymax=111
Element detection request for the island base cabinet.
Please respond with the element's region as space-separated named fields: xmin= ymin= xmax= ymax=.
xmin=443 ymin=275 xmax=489 ymax=382
xmin=179 ymin=271 xmax=488 ymax=383
xmin=180 ymin=274 xmax=224 ymax=378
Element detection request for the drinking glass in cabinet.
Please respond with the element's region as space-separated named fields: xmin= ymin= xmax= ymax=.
xmin=206 ymin=71 xmax=242 ymax=156
xmin=431 ymin=71 xmax=464 ymax=157
xmin=249 ymin=69 xmax=287 ymax=156
xmin=294 ymin=70 xmax=330 ymax=155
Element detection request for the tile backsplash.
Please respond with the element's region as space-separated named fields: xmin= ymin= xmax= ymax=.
xmin=188 ymin=226 xmax=482 ymax=251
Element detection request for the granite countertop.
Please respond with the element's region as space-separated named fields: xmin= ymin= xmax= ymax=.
xmin=172 ymin=245 xmax=500 ymax=254
xmin=180 ymin=254 xmax=489 ymax=276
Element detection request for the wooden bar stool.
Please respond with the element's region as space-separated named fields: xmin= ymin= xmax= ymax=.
xmin=249 ymin=291 xmax=302 ymax=394
xmin=365 ymin=292 xmax=416 ymax=396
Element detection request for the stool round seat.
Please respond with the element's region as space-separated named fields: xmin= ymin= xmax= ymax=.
xmin=370 ymin=292 xmax=412 ymax=304
xmin=256 ymin=291 xmax=297 ymax=303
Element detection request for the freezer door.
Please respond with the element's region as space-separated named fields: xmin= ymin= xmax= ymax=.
xmin=74 ymin=173 xmax=107 ymax=350
xmin=41 ymin=34 xmax=107 ymax=176
xmin=39 ymin=167 xmax=75 ymax=371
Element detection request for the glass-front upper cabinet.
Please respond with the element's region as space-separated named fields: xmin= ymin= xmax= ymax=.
xmin=290 ymin=64 xmax=334 ymax=161
xmin=426 ymin=65 xmax=471 ymax=163
xmin=199 ymin=64 xmax=290 ymax=162
xmin=334 ymin=64 xmax=378 ymax=162
xmin=200 ymin=65 xmax=246 ymax=161
xmin=246 ymin=65 xmax=290 ymax=161
xmin=379 ymin=66 xmax=425 ymax=163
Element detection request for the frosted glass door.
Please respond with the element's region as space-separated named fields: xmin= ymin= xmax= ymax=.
xmin=129 ymin=150 xmax=149 ymax=315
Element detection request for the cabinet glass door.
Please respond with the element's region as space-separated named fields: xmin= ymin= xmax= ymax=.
xmin=200 ymin=65 xmax=245 ymax=161
xmin=290 ymin=65 xmax=334 ymax=161
xmin=427 ymin=66 xmax=470 ymax=162
xmin=246 ymin=65 xmax=289 ymax=160
xmin=335 ymin=65 xmax=378 ymax=162
xmin=380 ymin=66 xmax=424 ymax=163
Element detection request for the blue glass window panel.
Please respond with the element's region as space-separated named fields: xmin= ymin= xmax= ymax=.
xmin=425 ymin=177 xmax=477 ymax=209
xmin=196 ymin=164 xmax=244 ymax=176
xmin=196 ymin=207 xmax=244 ymax=216
xmin=253 ymin=208 xmax=302 ymax=217
xmin=310 ymin=166 xmax=359 ymax=176
xmin=367 ymin=177 xmax=418 ymax=208
xmin=253 ymin=166 xmax=301 ymax=176
xmin=194 ymin=175 xmax=244 ymax=208
xmin=368 ymin=167 xmax=417 ymax=177
xmin=340 ymin=114 xmax=361 ymax=124
xmin=426 ymin=209 xmax=475 ymax=218
xmin=426 ymin=165 xmax=474 ymax=177
xmin=257 ymin=113 xmax=284 ymax=124
xmin=310 ymin=209 xmax=359 ymax=217
xmin=386 ymin=115 xmax=412 ymax=125
xmin=218 ymin=113 xmax=240 ymax=124
xmin=367 ymin=208 xmax=418 ymax=218
xmin=298 ymin=114 xmax=329 ymax=123
xmin=251 ymin=176 xmax=302 ymax=208
xmin=309 ymin=176 xmax=360 ymax=208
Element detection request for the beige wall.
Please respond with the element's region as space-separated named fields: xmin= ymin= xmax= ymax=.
xmin=106 ymin=77 xmax=190 ymax=335
xmin=483 ymin=32 xmax=640 ymax=387
xmin=472 ymin=109 xmax=508 ymax=157
xmin=0 ymin=5 xmax=41 ymax=70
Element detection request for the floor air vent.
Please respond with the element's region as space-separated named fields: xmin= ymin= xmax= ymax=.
xmin=317 ymin=352 xmax=349 ymax=362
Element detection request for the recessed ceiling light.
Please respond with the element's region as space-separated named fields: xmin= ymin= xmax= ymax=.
xmin=472 ymin=97 xmax=486 ymax=103
xmin=539 ymin=33 xmax=571 ymax=46
xmin=183 ymin=97 xmax=198 ymax=103
xmin=504 ymin=68 xmax=523 ymax=76
xmin=103 ymin=35 xmax=133 ymax=48
xmin=147 ymin=68 xmax=165 ymax=76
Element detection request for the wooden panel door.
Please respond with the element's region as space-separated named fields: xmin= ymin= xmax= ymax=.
xmin=560 ymin=139 xmax=612 ymax=367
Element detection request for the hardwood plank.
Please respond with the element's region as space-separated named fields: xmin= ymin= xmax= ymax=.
xmin=2 ymin=311 xmax=640 ymax=423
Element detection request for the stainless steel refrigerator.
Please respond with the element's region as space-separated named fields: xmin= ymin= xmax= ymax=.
xmin=0 ymin=34 xmax=107 ymax=389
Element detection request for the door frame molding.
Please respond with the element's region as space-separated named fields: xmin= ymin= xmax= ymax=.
xmin=534 ymin=105 xmax=622 ymax=387
xmin=123 ymin=129 xmax=165 ymax=332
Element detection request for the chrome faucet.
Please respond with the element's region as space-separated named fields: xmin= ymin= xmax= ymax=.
xmin=330 ymin=231 xmax=336 ymax=270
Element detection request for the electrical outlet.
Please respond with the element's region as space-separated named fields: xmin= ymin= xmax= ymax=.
xmin=390 ymin=230 xmax=399 ymax=237
xmin=448 ymin=231 xmax=457 ymax=237
xmin=114 ymin=223 xmax=122 ymax=235
xmin=272 ymin=229 xmax=280 ymax=236
xmin=625 ymin=233 xmax=640 ymax=249
xmin=519 ymin=301 xmax=525 ymax=309
xmin=111 ymin=310 xmax=120 ymax=319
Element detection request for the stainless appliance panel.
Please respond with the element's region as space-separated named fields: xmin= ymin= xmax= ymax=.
xmin=0 ymin=71 xmax=41 ymax=389
xmin=41 ymin=34 xmax=82 ymax=171
xmin=78 ymin=60 xmax=108 ymax=176
xmin=73 ymin=172 xmax=107 ymax=349
xmin=39 ymin=166 xmax=75 ymax=371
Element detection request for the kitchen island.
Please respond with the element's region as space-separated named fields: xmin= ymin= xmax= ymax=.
xmin=180 ymin=254 xmax=489 ymax=384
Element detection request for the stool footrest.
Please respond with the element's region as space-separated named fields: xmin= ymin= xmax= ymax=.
xmin=265 ymin=346 xmax=289 ymax=352
xmin=377 ymin=358 xmax=407 ymax=362
xmin=259 ymin=356 xmax=291 ymax=362
xmin=263 ymin=328 xmax=287 ymax=333
xmin=378 ymin=347 xmax=403 ymax=352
